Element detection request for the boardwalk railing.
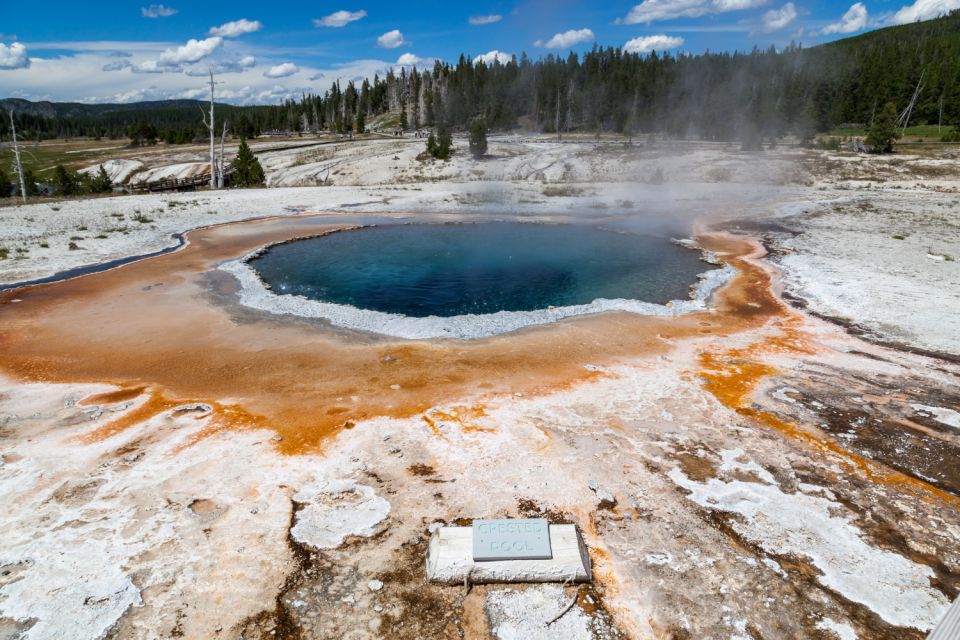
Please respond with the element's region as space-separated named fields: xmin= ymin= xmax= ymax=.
xmin=130 ymin=163 xmax=232 ymax=193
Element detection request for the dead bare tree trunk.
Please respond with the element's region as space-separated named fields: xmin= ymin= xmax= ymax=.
xmin=939 ymin=93 xmax=944 ymax=134
xmin=897 ymin=71 xmax=924 ymax=136
xmin=8 ymin=110 xmax=26 ymax=202
xmin=218 ymin=121 xmax=228 ymax=189
xmin=200 ymin=69 xmax=218 ymax=190
xmin=555 ymin=90 xmax=561 ymax=142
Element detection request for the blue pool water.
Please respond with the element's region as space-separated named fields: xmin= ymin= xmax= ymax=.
xmin=249 ymin=223 xmax=711 ymax=318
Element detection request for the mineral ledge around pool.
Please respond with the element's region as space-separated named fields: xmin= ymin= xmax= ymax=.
xmin=220 ymin=241 xmax=736 ymax=340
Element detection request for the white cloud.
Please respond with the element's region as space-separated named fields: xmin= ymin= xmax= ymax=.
xmin=264 ymin=62 xmax=299 ymax=78
xmin=314 ymin=10 xmax=367 ymax=27
xmin=0 ymin=42 xmax=29 ymax=70
xmin=101 ymin=59 xmax=130 ymax=72
xmin=183 ymin=56 xmax=256 ymax=76
xmin=762 ymin=2 xmax=798 ymax=31
xmin=395 ymin=53 xmax=432 ymax=67
xmin=208 ymin=19 xmax=262 ymax=38
xmin=619 ymin=0 xmax=768 ymax=24
xmin=158 ymin=37 xmax=222 ymax=66
xmin=469 ymin=14 xmax=503 ymax=25
xmin=623 ymin=34 xmax=684 ymax=53
xmin=889 ymin=0 xmax=960 ymax=24
xmin=377 ymin=30 xmax=408 ymax=49
xmin=534 ymin=28 xmax=595 ymax=49
xmin=0 ymin=48 xmax=386 ymax=105
xmin=474 ymin=50 xmax=512 ymax=65
xmin=131 ymin=60 xmax=167 ymax=74
xmin=141 ymin=4 xmax=177 ymax=18
xmin=822 ymin=2 xmax=869 ymax=33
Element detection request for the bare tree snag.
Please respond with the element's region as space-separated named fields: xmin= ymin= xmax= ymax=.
xmin=8 ymin=110 xmax=26 ymax=202
xmin=200 ymin=69 xmax=218 ymax=190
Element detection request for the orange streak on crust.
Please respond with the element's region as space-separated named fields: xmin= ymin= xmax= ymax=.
xmin=77 ymin=385 xmax=148 ymax=406
xmin=424 ymin=405 xmax=495 ymax=433
xmin=696 ymin=303 xmax=960 ymax=508
xmin=3 ymin=219 xmax=763 ymax=454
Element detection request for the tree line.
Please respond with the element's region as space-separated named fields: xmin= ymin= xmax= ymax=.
xmin=2 ymin=11 xmax=960 ymax=146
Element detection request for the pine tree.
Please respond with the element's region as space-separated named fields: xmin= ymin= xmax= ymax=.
xmin=399 ymin=100 xmax=408 ymax=131
xmin=355 ymin=111 xmax=366 ymax=134
xmin=91 ymin=165 xmax=113 ymax=193
xmin=866 ymin=102 xmax=899 ymax=153
xmin=0 ymin=166 xmax=10 ymax=197
xmin=469 ymin=118 xmax=488 ymax=158
xmin=232 ymin=139 xmax=265 ymax=188
xmin=20 ymin=168 xmax=37 ymax=197
xmin=427 ymin=122 xmax=453 ymax=160
xmin=52 ymin=165 xmax=77 ymax=196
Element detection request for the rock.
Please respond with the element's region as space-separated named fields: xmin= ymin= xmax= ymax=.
xmin=485 ymin=585 xmax=594 ymax=640
xmin=367 ymin=579 xmax=383 ymax=592
xmin=588 ymin=481 xmax=617 ymax=509
xmin=171 ymin=403 xmax=212 ymax=415
xmin=290 ymin=480 xmax=390 ymax=550
xmin=273 ymin=435 xmax=283 ymax=442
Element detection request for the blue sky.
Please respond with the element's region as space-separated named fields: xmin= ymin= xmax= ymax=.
xmin=0 ymin=0 xmax=953 ymax=104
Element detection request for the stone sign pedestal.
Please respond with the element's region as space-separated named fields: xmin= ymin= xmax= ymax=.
xmin=425 ymin=523 xmax=592 ymax=585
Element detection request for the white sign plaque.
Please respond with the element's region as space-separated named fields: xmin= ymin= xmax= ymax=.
xmin=472 ymin=518 xmax=553 ymax=561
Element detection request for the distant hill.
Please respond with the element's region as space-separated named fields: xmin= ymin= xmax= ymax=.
xmin=0 ymin=98 xmax=234 ymax=118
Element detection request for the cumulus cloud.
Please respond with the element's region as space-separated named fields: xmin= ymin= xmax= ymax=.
xmin=821 ymin=2 xmax=869 ymax=34
xmin=474 ymin=50 xmax=512 ymax=65
xmin=0 ymin=42 xmax=29 ymax=69
xmin=623 ymin=34 xmax=684 ymax=53
xmin=264 ymin=62 xmax=299 ymax=78
xmin=534 ymin=28 xmax=595 ymax=49
xmin=619 ymin=0 xmax=768 ymax=24
xmin=208 ymin=19 xmax=262 ymax=38
xmin=889 ymin=0 xmax=960 ymax=24
xmin=314 ymin=10 xmax=367 ymax=27
xmin=395 ymin=53 xmax=432 ymax=67
xmin=469 ymin=14 xmax=503 ymax=25
xmin=762 ymin=2 xmax=798 ymax=31
xmin=158 ymin=37 xmax=222 ymax=66
xmin=183 ymin=56 xmax=256 ymax=76
xmin=131 ymin=60 xmax=167 ymax=74
xmin=377 ymin=30 xmax=408 ymax=49
xmin=101 ymin=59 xmax=131 ymax=72
xmin=141 ymin=4 xmax=177 ymax=18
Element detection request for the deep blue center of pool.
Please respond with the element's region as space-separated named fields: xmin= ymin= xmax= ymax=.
xmin=250 ymin=223 xmax=710 ymax=318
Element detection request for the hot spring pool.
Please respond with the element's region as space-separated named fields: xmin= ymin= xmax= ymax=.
xmin=247 ymin=223 xmax=716 ymax=319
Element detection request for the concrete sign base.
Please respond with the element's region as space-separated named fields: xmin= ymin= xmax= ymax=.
xmin=426 ymin=524 xmax=591 ymax=585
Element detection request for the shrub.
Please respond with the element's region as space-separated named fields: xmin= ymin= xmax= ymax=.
xmin=469 ymin=118 xmax=488 ymax=159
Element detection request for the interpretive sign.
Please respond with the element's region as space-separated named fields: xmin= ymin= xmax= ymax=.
xmin=472 ymin=518 xmax=553 ymax=561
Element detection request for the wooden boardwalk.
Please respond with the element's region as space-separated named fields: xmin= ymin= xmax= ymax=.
xmin=130 ymin=163 xmax=232 ymax=193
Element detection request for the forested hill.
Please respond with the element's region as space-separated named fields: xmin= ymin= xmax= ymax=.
xmin=3 ymin=10 xmax=959 ymax=143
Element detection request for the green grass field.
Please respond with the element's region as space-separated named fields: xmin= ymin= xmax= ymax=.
xmin=0 ymin=139 xmax=129 ymax=177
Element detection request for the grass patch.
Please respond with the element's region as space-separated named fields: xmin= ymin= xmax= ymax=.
xmin=69 ymin=235 xmax=84 ymax=241
xmin=0 ymin=248 xmax=9 ymax=260
xmin=132 ymin=212 xmax=154 ymax=223
xmin=39 ymin=242 xmax=49 ymax=248
xmin=542 ymin=185 xmax=585 ymax=197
